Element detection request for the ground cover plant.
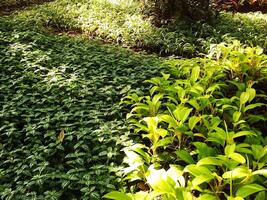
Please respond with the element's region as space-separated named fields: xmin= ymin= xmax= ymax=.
xmin=0 ymin=17 xmax=162 ymax=199
xmin=13 ymin=0 xmax=267 ymax=56
xmin=104 ymin=41 xmax=267 ymax=199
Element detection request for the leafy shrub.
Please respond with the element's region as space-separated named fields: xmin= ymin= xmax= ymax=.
xmin=104 ymin=41 xmax=267 ymax=199
xmin=13 ymin=0 xmax=267 ymax=56
xmin=0 ymin=17 xmax=161 ymax=199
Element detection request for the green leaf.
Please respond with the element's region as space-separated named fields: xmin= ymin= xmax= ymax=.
xmin=146 ymin=167 xmax=175 ymax=193
xmin=197 ymin=194 xmax=218 ymax=200
xmin=191 ymin=66 xmax=200 ymax=82
xmin=252 ymin=169 xmax=267 ymax=177
xmin=233 ymin=111 xmax=241 ymax=123
xmin=197 ymin=157 xmax=222 ymax=166
xmin=192 ymin=174 xmax=213 ymax=186
xmin=240 ymin=92 xmax=250 ymax=105
xmin=246 ymin=88 xmax=256 ymax=102
xmin=233 ymin=131 xmax=254 ymax=139
xmin=189 ymin=116 xmax=202 ymax=130
xmin=222 ymin=167 xmax=250 ymax=179
xmin=255 ymin=191 xmax=266 ymax=200
xmin=159 ymin=114 xmax=178 ymax=128
xmin=236 ymin=184 xmax=266 ymax=198
xmin=185 ymin=164 xmax=213 ymax=177
xmin=157 ymin=128 xmax=168 ymax=138
xmin=227 ymin=197 xmax=244 ymax=200
xmin=225 ymin=144 xmax=236 ymax=157
xmin=229 ymin=153 xmax=246 ymax=164
xmin=173 ymin=106 xmax=192 ymax=123
xmin=176 ymin=149 xmax=195 ymax=164
xmin=133 ymin=191 xmax=162 ymax=200
xmin=244 ymin=103 xmax=265 ymax=112
xmin=103 ymin=191 xmax=132 ymax=200
xmin=152 ymin=93 xmax=164 ymax=105
xmin=176 ymin=86 xmax=186 ymax=100
xmin=188 ymin=99 xmax=200 ymax=110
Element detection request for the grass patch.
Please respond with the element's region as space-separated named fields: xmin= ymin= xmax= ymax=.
xmin=12 ymin=0 xmax=267 ymax=56
xmin=0 ymin=17 xmax=161 ymax=199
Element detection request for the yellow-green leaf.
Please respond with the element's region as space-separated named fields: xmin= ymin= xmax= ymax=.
xmin=58 ymin=129 xmax=65 ymax=142
xmin=236 ymin=184 xmax=266 ymax=198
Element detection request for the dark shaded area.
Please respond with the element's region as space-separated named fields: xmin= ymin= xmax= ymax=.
xmin=0 ymin=0 xmax=54 ymax=15
xmin=238 ymin=2 xmax=267 ymax=13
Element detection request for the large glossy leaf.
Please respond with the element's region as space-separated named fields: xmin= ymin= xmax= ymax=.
xmin=236 ymin=184 xmax=266 ymax=198
xmin=222 ymin=167 xmax=251 ymax=179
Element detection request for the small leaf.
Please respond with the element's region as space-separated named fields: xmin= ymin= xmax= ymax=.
xmin=176 ymin=86 xmax=186 ymax=100
xmin=225 ymin=144 xmax=236 ymax=157
xmin=236 ymin=184 xmax=266 ymax=198
xmin=197 ymin=157 xmax=222 ymax=166
xmin=189 ymin=116 xmax=202 ymax=130
xmin=192 ymin=174 xmax=213 ymax=186
xmin=58 ymin=129 xmax=65 ymax=142
xmin=176 ymin=149 xmax=195 ymax=164
xmin=233 ymin=111 xmax=241 ymax=123
xmin=185 ymin=164 xmax=213 ymax=177
xmin=244 ymin=103 xmax=265 ymax=112
xmin=173 ymin=106 xmax=192 ymax=123
xmin=240 ymin=92 xmax=250 ymax=105
xmin=191 ymin=66 xmax=200 ymax=82
xmin=188 ymin=99 xmax=200 ymax=110
xmin=152 ymin=93 xmax=164 ymax=105
xmin=103 ymin=191 xmax=132 ymax=200
xmin=229 ymin=153 xmax=246 ymax=164
xmin=246 ymin=88 xmax=256 ymax=102
xmin=197 ymin=194 xmax=218 ymax=200
xmin=233 ymin=131 xmax=254 ymax=139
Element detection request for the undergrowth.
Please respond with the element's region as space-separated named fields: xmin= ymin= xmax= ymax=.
xmin=12 ymin=0 xmax=267 ymax=56
xmin=0 ymin=17 xmax=161 ymax=199
xmin=0 ymin=1 xmax=267 ymax=199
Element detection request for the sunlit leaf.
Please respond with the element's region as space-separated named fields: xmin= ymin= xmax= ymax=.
xmin=236 ymin=184 xmax=266 ymax=198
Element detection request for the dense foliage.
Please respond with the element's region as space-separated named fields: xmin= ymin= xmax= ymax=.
xmin=0 ymin=0 xmax=267 ymax=199
xmin=13 ymin=0 xmax=267 ymax=56
xmin=0 ymin=17 xmax=161 ymax=199
xmin=140 ymin=0 xmax=215 ymax=22
xmin=104 ymin=41 xmax=267 ymax=199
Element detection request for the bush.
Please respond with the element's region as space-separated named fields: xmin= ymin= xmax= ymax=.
xmin=104 ymin=41 xmax=267 ymax=199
